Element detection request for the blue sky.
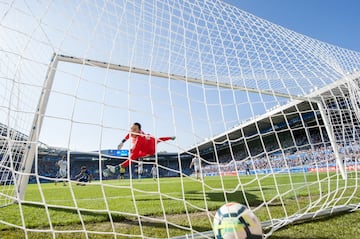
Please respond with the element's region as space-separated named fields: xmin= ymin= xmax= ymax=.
xmin=225 ymin=0 xmax=360 ymax=52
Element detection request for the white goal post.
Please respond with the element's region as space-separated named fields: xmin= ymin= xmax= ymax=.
xmin=7 ymin=52 xmax=360 ymax=237
xmin=17 ymin=53 xmax=332 ymax=197
xmin=16 ymin=53 xmax=351 ymax=200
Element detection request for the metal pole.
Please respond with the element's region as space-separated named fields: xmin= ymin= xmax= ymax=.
xmin=57 ymin=54 xmax=306 ymax=101
xmin=17 ymin=53 xmax=59 ymax=201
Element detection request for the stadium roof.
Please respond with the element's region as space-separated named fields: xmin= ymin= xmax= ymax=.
xmin=187 ymin=100 xmax=314 ymax=154
xmin=187 ymin=70 xmax=360 ymax=155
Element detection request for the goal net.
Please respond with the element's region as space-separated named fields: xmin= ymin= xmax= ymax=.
xmin=1 ymin=0 xmax=360 ymax=238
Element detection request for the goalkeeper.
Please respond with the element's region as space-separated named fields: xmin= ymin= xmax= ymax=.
xmin=106 ymin=122 xmax=175 ymax=174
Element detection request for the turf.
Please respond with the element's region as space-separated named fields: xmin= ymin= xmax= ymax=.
xmin=0 ymin=172 xmax=359 ymax=238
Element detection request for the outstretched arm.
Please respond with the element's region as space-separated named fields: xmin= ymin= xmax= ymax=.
xmin=75 ymin=171 xmax=82 ymax=179
xmin=118 ymin=133 xmax=130 ymax=149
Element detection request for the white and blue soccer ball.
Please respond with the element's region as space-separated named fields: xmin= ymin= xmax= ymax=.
xmin=213 ymin=202 xmax=263 ymax=239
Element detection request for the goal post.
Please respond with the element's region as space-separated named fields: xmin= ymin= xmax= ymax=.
xmin=17 ymin=53 xmax=354 ymax=200
xmin=17 ymin=53 xmax=59 ymax=201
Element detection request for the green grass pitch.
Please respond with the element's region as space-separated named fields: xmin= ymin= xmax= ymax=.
xmin=0 ymin=172 xmax=359 ymax=238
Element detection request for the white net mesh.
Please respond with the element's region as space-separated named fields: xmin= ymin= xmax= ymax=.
xmin=1 ymin=0 xmax=360 ymax=238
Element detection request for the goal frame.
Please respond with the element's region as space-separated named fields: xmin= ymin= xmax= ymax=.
xmin=16 ymin=52 xmax=352 ymax=197
xmin=14 ymin=53 xmax=356 ymax=236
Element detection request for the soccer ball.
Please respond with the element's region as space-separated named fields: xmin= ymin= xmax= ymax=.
xmin=213 ymin=202 xmax=263 ymax=239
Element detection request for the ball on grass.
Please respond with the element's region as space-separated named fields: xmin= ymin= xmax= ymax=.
xmin=213 ymin=202 xmax=263 ymax=239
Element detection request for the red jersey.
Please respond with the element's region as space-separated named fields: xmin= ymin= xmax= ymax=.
xmin=124 ymin=130 xmax=144 ymax=147
xmin=121 ymin=132 xmax=174 ymax=168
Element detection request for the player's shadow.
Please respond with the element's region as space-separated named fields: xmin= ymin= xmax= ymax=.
xmin=21 ymin=203 xmax=210 ymax=232
xmin=184 ymin=190 xmax=264 ymax=207
xmin=131 ymin=190 xmax=263 ymax=205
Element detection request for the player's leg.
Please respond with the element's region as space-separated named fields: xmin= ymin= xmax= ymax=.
xmin=55 ymin=170 xmax=60 ymax=185
xmin=121 ymin=151 xmax=149 ymax=168
xmin=77 ymin=177 xmax=88 ymax=186
xmin=195 ymin=167 xmax=201 ymax=180
xmin=193 ymin=166 xmax=198 ymax=179
xmin=60 ymin=169 xmax=67 ymax=186
xmin=107 ymin=164 xmax=120 ymax=173
xmin=76 ymin=177 xmax=83 ymax=186
xmin=104 ymin=163 xmax=124 ymax=177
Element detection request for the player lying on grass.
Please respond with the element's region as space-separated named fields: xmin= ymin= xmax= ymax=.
xmin=105 ymin=122 xmax=175 ymax=175
xmin=75 ymin=166 xmax=93 ymax=185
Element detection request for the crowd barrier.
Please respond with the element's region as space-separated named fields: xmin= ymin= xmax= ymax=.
xmin=203 ymin=162 xmax=360 ymax=177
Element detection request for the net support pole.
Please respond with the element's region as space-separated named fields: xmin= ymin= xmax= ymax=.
xmin=316 ymin=101 xmax=347 ymax=180
xmin=17 ymin=53 xmax=59 ymax=201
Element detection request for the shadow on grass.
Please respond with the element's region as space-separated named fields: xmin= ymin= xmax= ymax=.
xmin=270 ymin=236 xmax=329 ymax=239
xmin=129 ymin=189 xmax=268 ymax=207
xmin=20 ymin=202 xmax=124 ymax=224
xmin=19 ymin=202 xmax=210 ymax=232
xmin=183 ymin=189 xmax=264 ymax=207
xmin=268 ymin=210 xmax=358 ymax=239
xmin=118 ymin=216 xmax=210 ymax=232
